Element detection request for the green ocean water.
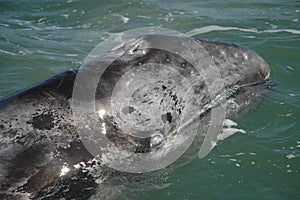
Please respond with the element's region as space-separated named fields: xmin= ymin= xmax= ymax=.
xmin=0 ymin=0 xmax=299 ymax=199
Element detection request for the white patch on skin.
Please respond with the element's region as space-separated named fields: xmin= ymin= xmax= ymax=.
xmin=264 ymin=69 xmax=271 ymax=80
xmin=60 ymin=164 xmax=70 ymax=177
xmin=98 ymin=109 xmax=106 ymax=119
xmin=74 ymin=163 xmax=81 ymax=169
xmin=101 ymin=122 xmax=106 ymax=135
xmin=243 ymin=53 xmax=248 ymax=60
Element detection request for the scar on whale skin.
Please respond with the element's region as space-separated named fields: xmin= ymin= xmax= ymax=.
xmin=28 ymin=112 xmax=55 ymax=130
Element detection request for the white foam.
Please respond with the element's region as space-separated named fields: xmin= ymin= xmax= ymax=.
xmin=29 ymin=25 xmax=74 ymax=31
xmin=137 ymin=15 xmax=152 ymax=19
xmin=217 ymin=128 xmax=246 ymax=141
xmin=286 ymin=66 xmax=294 ymax=70
xmin=263 ymin=29 xmax=300 ymax=34
xmin=0 ymin=23 xmax=9 ymax=27
xmin=186 ymin=25 xmax=300 ymax=36
xmin=286 ymin=154 xmax=296 ymax=159
xmin=288 ymin=93 xmax=300 ymax=97
xmin=9 ymin=19 xmax=74 ymax=31
xmin=0 ymin=49 xmax=16 ymax=56
xmin=223 ymin=119 xmax=237 ymax=128
xmin=186 ymin=25 xmax=257 ymax=36
xmin=243 ymin=35 xmax=256 ymax=38
xmin=65 ymin=53 xmax=78 ymax=57
xmin=112 ymin=14 xmax=129 ymax=24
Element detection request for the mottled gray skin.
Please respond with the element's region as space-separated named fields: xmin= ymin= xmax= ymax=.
xmin=0 ymin=35 xmax=270 ymax=199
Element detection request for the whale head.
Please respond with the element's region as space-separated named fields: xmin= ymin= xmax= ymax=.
xmin=73 ymin=34 xmax=270 ymax=169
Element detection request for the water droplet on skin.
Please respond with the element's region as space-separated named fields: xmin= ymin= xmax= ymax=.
xmin=243 ymin=53 xmax=248 ymax=60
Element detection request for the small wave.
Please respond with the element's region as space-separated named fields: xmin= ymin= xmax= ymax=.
xmin=137 ymin=15 xmax=152 ymax=19
xmin=186 ymin=25 xmax=300 ymax=36
xmin=0 ymin=23 xmax=9 ymax=27
xmin=36 ymin=50 xmax=78 ymax=57
xmin=7 ymin=19 xmax=74 ymax=31
xmin=0 ymin=49 xmax=17 ymax=56
xmin=262 ymin=29 xmax=300 ymax=34
xmin=112 ymin=14 xmax=130 ymax=24
xmin=186 ymin=25 xmax=257 ymax=35
xmin=27 ymin=25 xmax=74 ymax=31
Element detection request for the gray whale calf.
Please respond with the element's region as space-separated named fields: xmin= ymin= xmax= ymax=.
xmin=0 ymin=35 xmax=270 ymax=199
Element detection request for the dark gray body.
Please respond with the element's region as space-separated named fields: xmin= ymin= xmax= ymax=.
xmin=0 ymin=35 xmax=270 ymax=199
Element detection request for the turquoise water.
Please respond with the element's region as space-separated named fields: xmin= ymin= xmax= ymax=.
xmin=0 ymin=0 xmax=299 ymax=199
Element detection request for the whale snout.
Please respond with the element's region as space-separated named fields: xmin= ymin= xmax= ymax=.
xmin=236 ymin=45 xmax=270 ymax=82
xmin=196 ymin=39 xmax=270 ymax=86
xmin=249 ymin=49 xmax=270 ymax=81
